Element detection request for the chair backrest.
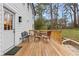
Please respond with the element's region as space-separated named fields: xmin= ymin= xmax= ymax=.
xmin=29 ymin=30 xmax=34 ymax=36
xmin=21 ymin=31 xmax=28 ymax=37
xmin=47 ymin=31 xmax=51 ymax=36
xmin=24 ymin=31 xmax=28 ymax=35
xmin=34 ymin=30 xmax=40 ymax=36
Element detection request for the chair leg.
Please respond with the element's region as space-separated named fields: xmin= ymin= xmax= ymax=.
xmin=28 ymin=37 xmax=29 ymax=42
xmin=49 ymin=36 xmax=50 ymax=40
xmin=22 ymin=38 xmax=25 ymax=42
xmin=34 ymin=37 xmax=40 ymax=42
xmin=34 ymin=37 xmax=37 ymax=42
xmin=22 ymin=39 xmax=24 ymax=42
xmin=34 ymin=37 xmax=35 ymax=42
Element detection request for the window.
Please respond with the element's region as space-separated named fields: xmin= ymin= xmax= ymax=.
xmin=4 ymin=12 xmax=13 ymax=30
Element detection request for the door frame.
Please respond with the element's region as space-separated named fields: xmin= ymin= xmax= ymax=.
xmin=2 ymin=5 xmax=16 ymax=54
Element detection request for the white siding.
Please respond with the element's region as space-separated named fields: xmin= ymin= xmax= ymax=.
xmin=0 ymin=3 xmax=34 ymax=55
xmin=4 ymin=3 xmax=33 ymax=45
xmin=3 ymin=3 xmax=34 ymax=45
xmin=0 ymin=4 xmax=1 ymax=55
xmin=0 ymin=3 xmax=2 ymax=55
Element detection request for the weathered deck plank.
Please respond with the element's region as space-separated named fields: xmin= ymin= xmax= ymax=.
xmin=15 ymin=37 xmax=74 ymax=56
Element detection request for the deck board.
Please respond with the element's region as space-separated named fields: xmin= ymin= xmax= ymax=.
xmin=15 ymin=37 xmax=74 ymax=56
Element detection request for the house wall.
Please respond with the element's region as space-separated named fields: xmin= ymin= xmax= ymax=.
xmin=0 ymin=3 xmax=2 ymax=55
xmin=0 ymin=3 xmax=34 ymax=55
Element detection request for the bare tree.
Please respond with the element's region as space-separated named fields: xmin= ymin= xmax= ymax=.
xmin=77 ymin=4 xmax=79 ymax=27
xmin=65 ymin=3 xmax=78 ymax=28
xmin=49 ymin=3 xmax=59 ymax=29
xmin=64 ymin=4 xmax=73 ymax=28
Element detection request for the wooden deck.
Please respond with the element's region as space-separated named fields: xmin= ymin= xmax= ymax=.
xmin=15 ymin=37 xmax=74 ymax=56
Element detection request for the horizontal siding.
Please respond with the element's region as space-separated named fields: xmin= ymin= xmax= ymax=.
xmin=0 ymin=3 xmax=34 ymax=55
xmin=3 ymin=3 xmax=34 ymax=45
xmin=0 ymin=3 xmax=2 ymax=55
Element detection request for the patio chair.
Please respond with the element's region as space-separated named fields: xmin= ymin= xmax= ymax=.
xmin=47 ymin=31 xmax=51 ymax=40
xmin=42 ymin=31 xmax=51 ymax=42
xmin=34 ymin=30 xmax=41 ymax=42
xmin=21 ymin=31 xmax=30 ymax=42
xmin=29 ymin=30 xmax=35 ymax=38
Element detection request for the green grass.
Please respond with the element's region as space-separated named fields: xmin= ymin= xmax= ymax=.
xmin=62 ymin=28 xmax=79 ymax=42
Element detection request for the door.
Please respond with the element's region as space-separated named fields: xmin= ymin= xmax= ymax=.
xmin=2 ymin=8 xmax=15 ymax=53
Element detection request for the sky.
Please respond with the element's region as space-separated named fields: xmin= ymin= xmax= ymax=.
xmin=42 ymin=3 xmax=72 ymax=23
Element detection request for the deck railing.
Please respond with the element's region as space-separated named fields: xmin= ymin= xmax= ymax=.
xmin=29 ymin=30 xmax=62 ymax=44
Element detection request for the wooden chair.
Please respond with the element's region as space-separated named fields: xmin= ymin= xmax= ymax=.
xmin=47 ymin=31 xmax=51 ymax=40
xmin=42 ymin=31 xmax=51 ymax=42
xmin=34 ymin=30 xmax=41 ymax=42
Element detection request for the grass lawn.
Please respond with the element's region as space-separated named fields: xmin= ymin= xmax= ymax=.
xmin=62 ymin=28 xmax=79 ymax=42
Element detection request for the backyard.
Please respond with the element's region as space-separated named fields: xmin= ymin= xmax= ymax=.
xmin=62 ymin=28 xmax=79 ymax=42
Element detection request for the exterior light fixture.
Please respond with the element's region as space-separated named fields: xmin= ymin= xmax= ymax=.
xmin=19 ymin=16 xmax=22 ymax=22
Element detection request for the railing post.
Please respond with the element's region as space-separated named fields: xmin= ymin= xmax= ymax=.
xmin=50 ymin=30 xmax=62 ymax=44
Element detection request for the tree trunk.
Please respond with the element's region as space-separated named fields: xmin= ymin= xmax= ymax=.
xmin=77 ymin=4 xmax=79 ymax=27
xmin=73 ymin=10 xmax=77 ymax=27
xmin=73 ymin=3 xmax=77 ymax=28
xmin=78 ymin=14 xmax=79 ymax=27
xmin=70 ymin=13 xmax=73 ymax=28
xmin=50 ymin=3 xmax=53 ymax=20
xmin=50 ymin=3 xmax=53 ymax=29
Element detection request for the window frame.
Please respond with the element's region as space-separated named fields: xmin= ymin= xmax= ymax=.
xmin=3 ymin=8 xmax=14 ymax=30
